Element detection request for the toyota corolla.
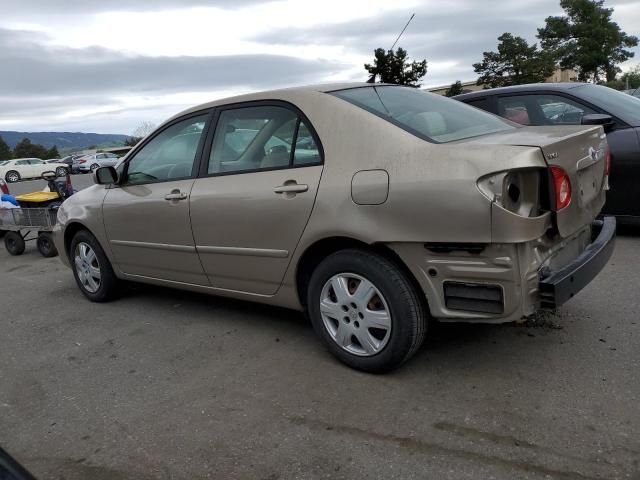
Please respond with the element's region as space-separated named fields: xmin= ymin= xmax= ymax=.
xmin=53 ymin=84 xmax=615 ymax=372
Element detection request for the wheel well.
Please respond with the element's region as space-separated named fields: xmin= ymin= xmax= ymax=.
xmin=63 ymin=222 xmax=89 ymax=257
xmin=295 ymin=237 xmax=425 ymax=309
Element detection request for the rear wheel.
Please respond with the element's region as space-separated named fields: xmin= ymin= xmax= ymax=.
xmin=307 ymin=249 xmax=428 ymax=373
xmin=90 ymin=163 xmax=99 ymax=172
xmin=4 ymin=231 xmax=25 ymax=255
xmin=70 ymin=230 xmax=119 ymax=302
xmin=37 ymin=232 xmax=58 ymax=257
xmin=5 ymin=171 xmax=20 ymax=183
xmin=55 ymin=167 xmax=68 ymax=177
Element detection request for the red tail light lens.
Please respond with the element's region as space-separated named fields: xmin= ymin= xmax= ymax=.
xmin=79 ymin=159 xmax=86 ymax=164
xmin=550 ymin=166 xmax=571 ymax=210
xmin=604 ymin=147 xmax=611 ymax=176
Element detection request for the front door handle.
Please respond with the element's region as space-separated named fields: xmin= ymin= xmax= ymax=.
xmin=274 ymin=183 xmax=309 ymax=194
xmin=165 ymin=191 xmax=188 ymax=201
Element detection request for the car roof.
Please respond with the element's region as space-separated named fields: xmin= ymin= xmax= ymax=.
xmin=168 ymin=82 xmax=392 ymax=123
xmin=454 ymin=82 xmax=589 ymax=101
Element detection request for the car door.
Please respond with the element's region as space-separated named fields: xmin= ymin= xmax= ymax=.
xmin=14 ymin=160 xmax=32 ymax=178
xmin=29 ymin=159 xmax=47 ymax=177
xmin=102 ymin=112 xmax=211 ymax=285
xmin=190 ymin=102 xmax=323 ymax=295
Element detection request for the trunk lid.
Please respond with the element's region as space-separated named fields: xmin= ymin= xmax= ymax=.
xmin=465 ymin=125 xmax=608 ymax=237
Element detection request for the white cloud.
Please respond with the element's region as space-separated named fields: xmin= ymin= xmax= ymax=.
xmin=1 ymin=0 xmax=639 ymax=133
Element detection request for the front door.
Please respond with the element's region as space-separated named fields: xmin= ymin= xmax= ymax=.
xmin=190 ymin=104 xmax=324 ymax=295
xmin=102 ymin=113 xmax=211 ymax=285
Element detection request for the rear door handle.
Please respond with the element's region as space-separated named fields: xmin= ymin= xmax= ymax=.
xmin=165 ymin=191 xmax=188 ymax=201
xmin=274 ymin=184 xmax=308 ymax=194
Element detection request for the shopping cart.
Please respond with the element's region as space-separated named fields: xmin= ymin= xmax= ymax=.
xmin=0 ymin=207 xmax=59 ymax=257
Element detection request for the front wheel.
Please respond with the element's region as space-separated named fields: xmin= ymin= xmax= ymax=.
xmin=90 ymin=163 xmax=99 ymax=172
xmin=307 ymin=249 xmax=428 ymax=373
xmin=5 ymin=171 xmax=20 ymax=183
xmin=70 ymin=230 xmax=119 ymax=302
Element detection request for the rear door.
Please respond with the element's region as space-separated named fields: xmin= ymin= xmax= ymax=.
xmin=102 ymin=112 xmax=211 ymax=285
xmin=190 ymin=102 xmax=323 ymax=295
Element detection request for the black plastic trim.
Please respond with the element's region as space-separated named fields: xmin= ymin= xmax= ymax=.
xmin=443 ymin=281 xmax=504 ymax=314
xmin=425 ymin=243 xmax=486 ymax=254
xmin=539 ymin=216 xmax=616 ymax=309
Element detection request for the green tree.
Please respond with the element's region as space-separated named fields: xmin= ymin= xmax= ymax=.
xmin=12 ymin=138 xmax=48 ymax=159
xmin=603 ymin=63 xmax=640 ymax=89
xmin=445 ymin=80 xmax=464 ymax=97
xmin=45 ymin=146 xmax=60 ymax=159
xmin=365 ymin=47 xmax=428 ymax=87
xmin=0 ymin=136 xmax=11 ymax=160
xmin=473 ymin=33 xmax=556 ymax=88
xmin=537 ymin=0 xmax=638 ymax=82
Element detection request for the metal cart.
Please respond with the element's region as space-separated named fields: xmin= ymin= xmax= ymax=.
xmin=0 ymin=208 xmax=59 ymax=257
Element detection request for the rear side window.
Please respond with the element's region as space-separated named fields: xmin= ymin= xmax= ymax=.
xmin=207 ymin=105 xmax=322 ymax=175
xmin=497 ymin=94 xmax=596 ymax=126
xmin=465 ymin=97 xmax=490 ymax=112
xmin=332 ymin=86 xmax=513 ymax=143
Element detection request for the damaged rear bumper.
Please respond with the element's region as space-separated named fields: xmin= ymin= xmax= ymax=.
xmin=538 ymin=217 xmax=616 ymax=309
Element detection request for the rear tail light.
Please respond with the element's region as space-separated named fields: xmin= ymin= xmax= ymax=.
xmin=550 ymin=166 xmax=571 ymax=210
xmin=604 ymin=147 xmax=611 ymax=176
xmin=79 ymin=159 xmax=86 ymax=164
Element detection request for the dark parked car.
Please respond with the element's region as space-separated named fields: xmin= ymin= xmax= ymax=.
xmin=455 ymin=83 xmax=640 ymax=221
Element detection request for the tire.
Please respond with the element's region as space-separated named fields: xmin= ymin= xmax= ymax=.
xmin=69 ymin=229 xmax=119 ymax=302
xmin=37 ymin=232 xmax=58 ymax=257
xmin=90 ymin=163 xmax=99 ymax=172
xmin=307 ymin=249 xmax=428 ymax=373
xmin=4 ymin=231 xmax=26 ymax=256
xmin=5 ymin=171 xmax=20 ymax=183
xmin=55 ymin=167 xmax=68 ymax=177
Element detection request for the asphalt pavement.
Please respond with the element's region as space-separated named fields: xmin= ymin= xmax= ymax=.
xmin=0 ymin=189 xmax=638 ymax=479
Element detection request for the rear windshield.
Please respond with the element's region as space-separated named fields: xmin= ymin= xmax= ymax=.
xmin=332 ymin=86 xmax=513 ymax=143
xmin=573 ymin=84 xmax=640 ymax=127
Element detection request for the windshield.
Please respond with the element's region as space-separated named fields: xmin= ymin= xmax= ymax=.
xmin=332 ymin=86 xmax=513 ymax=143
xmin=574 ymin=84 xmax=640 ymax=126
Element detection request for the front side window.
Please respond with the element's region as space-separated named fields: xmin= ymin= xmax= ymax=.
xmin=125 ymin=114 xmax=207 ymax=185
xmin=332 ymin=86 xmax=513 ymax=143
xmin=573 ymin=84 xmax=640 ymax=126
xmin=208 ymin=105 xmax=321 ymax=174
xmin=16 ymin=160 xmax=30 ymax=165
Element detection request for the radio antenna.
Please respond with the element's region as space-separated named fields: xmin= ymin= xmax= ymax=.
xmin=390 ymin=13 xmax=415 ymax=50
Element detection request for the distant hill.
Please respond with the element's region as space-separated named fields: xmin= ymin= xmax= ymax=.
xmin=0 ymin=131 xmax=129 ymax=151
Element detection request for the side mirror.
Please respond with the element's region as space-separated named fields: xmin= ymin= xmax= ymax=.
xmin=93 ymin=166 xmax=118 ymax=185
xmin=582 ymin=114 xmax=615 ymax=132
xmin=41 ymin=171 xmax=57 ymax=181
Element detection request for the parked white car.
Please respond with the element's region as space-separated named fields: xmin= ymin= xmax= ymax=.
xmin=0 ymin=158 xmax=69 ymax=183
xmin=76 ymin=153 xmax=120 ymax=173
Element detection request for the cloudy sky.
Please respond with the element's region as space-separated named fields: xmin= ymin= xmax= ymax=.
xmin=1 ymin=0 xmax=639 ymax=134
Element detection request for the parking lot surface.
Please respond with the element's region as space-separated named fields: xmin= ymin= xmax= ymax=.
xmin=1 ymin=220 xmax=639 ymax=479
